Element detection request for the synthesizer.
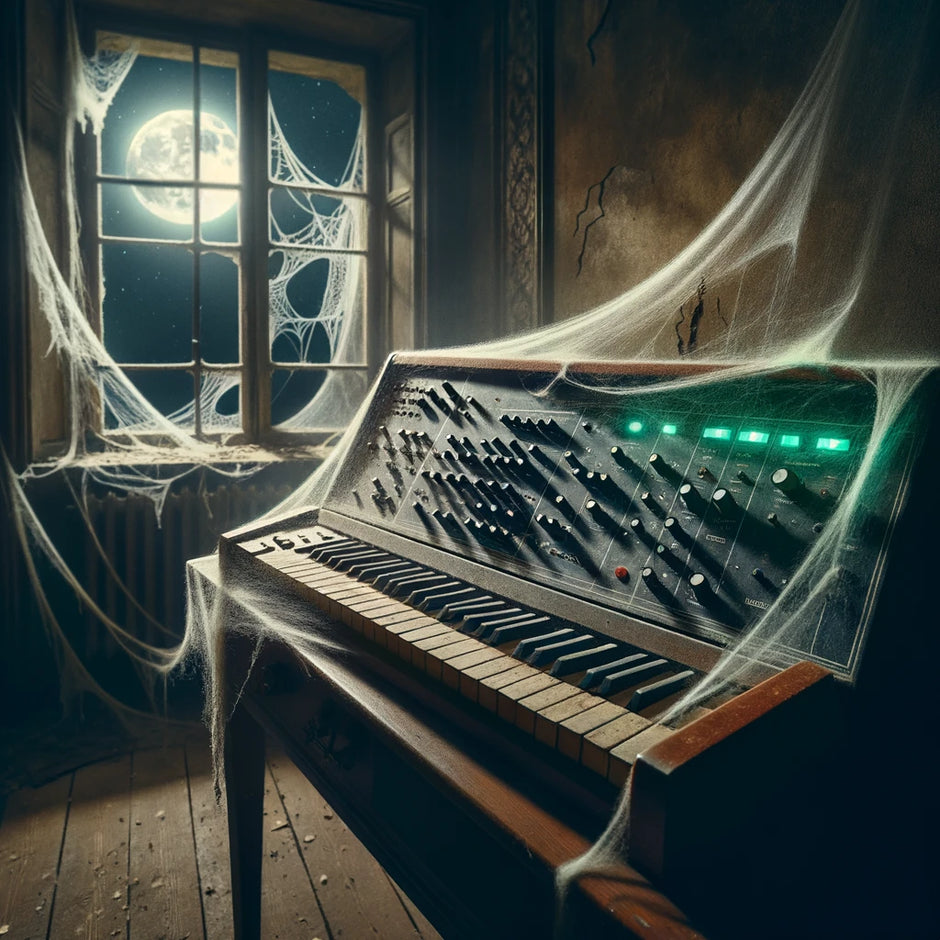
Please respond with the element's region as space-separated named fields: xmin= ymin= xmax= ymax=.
xmin=220 ymin=355 xmax=934 ymax=789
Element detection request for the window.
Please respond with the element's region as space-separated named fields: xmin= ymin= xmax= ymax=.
xmin=86 ymin=21 xmax=385 ymax=443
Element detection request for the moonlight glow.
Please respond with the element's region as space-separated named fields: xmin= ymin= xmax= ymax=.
xmin=126 ymin=110 xmax=238 ymax=225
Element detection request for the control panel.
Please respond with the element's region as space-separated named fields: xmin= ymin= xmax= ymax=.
xmin=323 ymin=356 xmax=924 ymax=679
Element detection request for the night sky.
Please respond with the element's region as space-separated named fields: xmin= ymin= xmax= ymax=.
xmin=99 ymin=39 xmax=362 ymax=428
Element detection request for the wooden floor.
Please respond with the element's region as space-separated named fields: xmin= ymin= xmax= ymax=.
xmin=0 ymin=735 xmax=441 ymax=940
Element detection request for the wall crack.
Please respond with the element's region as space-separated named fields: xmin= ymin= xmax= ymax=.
xmin=573 ymin=163 xmax=623 ymax=276
xmin=586 ymin=0 xmax=613 ymax=66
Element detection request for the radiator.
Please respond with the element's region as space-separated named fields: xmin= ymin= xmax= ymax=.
xmin=81 ymin=482 xmax=292 ymax=658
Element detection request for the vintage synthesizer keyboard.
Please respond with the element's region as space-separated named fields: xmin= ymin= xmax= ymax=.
xmin=219 ymin=355 xmax=936 ymax=792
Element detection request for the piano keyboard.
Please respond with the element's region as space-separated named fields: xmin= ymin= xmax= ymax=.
xmin=234 ymin=524 xmax=701 ymax=787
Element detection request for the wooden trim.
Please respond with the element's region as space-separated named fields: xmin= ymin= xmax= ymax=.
xmin=628 ymin=661 xmax=839 ymax=882
xmin=387 ymin=351 xmax=873 ymax=385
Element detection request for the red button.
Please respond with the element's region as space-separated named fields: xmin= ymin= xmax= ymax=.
xmin=614 ymin=566 xmax=629 ymax=581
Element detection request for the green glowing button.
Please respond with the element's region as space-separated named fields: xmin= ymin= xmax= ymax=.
xmin=661 ymin=423 xmax=678 ymax=435
xmin=737 ymin=430 xmax=769 ymax=444
xmin=702 ymin=427 xmax=732 ymax=441
xmin=627 ymin=420 xmax=644 ymax=433
xmin=779 ymin=434 xmax=801 ymax=448
xmin=816 ymin=436 xmax=850 ymax=452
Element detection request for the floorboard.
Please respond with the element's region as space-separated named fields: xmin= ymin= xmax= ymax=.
xmin=129 ymin=746 xmax=205 ymax=940
xmin=0 ymin=773 xmax=70 ymax=940
xmin=0 ymin=736 xmax=442 ymax=940
xmin=48 ymin=755 xmax=132 ymax=940
xmin=268 ymin=751 xmax=427 ymax=940
xmin=260 ymin=761 xmax=330 ymax=940
xmin=185 ymin=741 xmax=234 ymax=940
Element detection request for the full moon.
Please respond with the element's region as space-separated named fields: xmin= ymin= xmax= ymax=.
xmin=126 ymin=110 xmax=238 ymax=225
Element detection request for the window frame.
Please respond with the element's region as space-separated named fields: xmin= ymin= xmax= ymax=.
xmin=78 ymin=8 xmax=389 ymax=448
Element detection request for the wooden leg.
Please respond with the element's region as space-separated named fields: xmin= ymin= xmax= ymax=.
xmin=224 ymin=696 xmax=266 ymax=940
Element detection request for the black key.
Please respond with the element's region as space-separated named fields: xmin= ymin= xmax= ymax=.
xmin=471 ymin=611 xmax=534 ymax=640
xmin=525 ymin=634 xmax=595 ymax=667
xmin=458 ymin=606 xmax=520 ymax=633
xmin=389 ymin=573 xmax=449 ymax=598
xmin=380 ymin=569 xmax=436 ymax=592
xmin=549 ymin=643 xmax=619 ymax=677
xmin=511 ymin=629 xmax=574 ymax=661
xmin=355 ymin=559 xmax=413 ymax=581
xmin=315 ymin=540 xmax=368 ymax=559
xmin=405 ymin=579 xmax=464 ymax=606
xmin=326 ymin=548 xmax=380 ymax=569
xmin=333 ymin=550 xmax=388 ymax=572
xmin=439 ymin=596 xmax=500 ymax=621
xmin=488 ymin=616 xmax=552 ymax=645
xmin=628 ymin=670 xmax=695 ymax=711
xmin=344 ymin=554 xmax=398 ymax=576
xmin=418 ymin=586 xmax=479 ymax=613
xmin=372 ymin=565 xmax=424 ymax=591
xmin=579 ymin=653 xmax=649 ymax=690
xmin=309 ymin=539 xmax=361 ymax=561
xmin=598 ymin=659 xmax=669 ymax=696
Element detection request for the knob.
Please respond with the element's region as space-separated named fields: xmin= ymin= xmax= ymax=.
xmin=663 ymin=516 xmax=684 ymax=540
xmin=585 ymin=471 xmax=614 ymax=495
xmin=536 ymin=513 xmax=566 ymax=535
xmin=711 ymin=487 xmax=737 ymax=515
xmin=772 ymin=467 xmax=803 ymax=495
xmin=736 ymin=469 xmax=754 ymax=485
xmin=648 ymin=453 xmax=676 ymax=480
xmin=678 ymin=483 xmax=704 ymax=512
xmin=614 ymin=565 xmax=630 ymax=582
xmin=689 ymin=572 xmax=712 ymax=602
xmin=752 ymin=567 xmax=774 ymax=589
xmin=629 ymin=517 xmax=644 ymax=534
xmin=641 ymin=566 xmax=657 ymax=583
xmin=654 ymin=543 xmax=680 ymax=569
xmin=610 ymin=446 xmax=634 ymax=467
xmin=640 ymin=491 xmax=656 ymax=508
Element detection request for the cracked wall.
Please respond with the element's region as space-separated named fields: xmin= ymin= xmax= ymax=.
xmin=553 ymin=0 xmax=940 ymax=359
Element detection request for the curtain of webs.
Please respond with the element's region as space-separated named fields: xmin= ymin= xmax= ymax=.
xmin=3 ymin=0 xmax=368 ymax=712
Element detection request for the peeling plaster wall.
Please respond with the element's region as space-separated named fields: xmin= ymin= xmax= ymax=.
xmin=552 ymin=0 xmax=940 ymax=358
